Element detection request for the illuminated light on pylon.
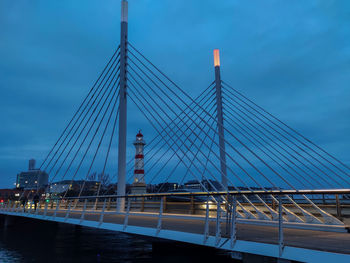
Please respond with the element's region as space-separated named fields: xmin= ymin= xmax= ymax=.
xmin=214 ymin=49 xmax=220 ymax=67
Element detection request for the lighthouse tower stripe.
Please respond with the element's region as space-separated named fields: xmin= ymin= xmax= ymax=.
xmin=133 ymin=131 xmax=146 ymax=183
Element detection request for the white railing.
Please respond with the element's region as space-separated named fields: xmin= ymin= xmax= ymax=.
xmin=1 ymin=189 xmax=350 ymax=258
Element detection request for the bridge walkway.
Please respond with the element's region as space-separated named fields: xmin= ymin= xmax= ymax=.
xmin=4 ymin=208 xmax=350 ymax=256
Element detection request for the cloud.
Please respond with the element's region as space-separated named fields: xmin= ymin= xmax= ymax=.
xmin=0 ymin=0 xmax=349 ymax=188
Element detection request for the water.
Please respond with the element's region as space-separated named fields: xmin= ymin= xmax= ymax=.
xmin=0 ymin=216 xmax=237 ymax=263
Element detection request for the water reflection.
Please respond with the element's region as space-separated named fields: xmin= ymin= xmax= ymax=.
xmin=0 ymin=216 xmax=236 ymax=263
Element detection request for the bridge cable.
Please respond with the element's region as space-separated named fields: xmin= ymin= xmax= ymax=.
xmin=43 ymin=56 xmax=121 ymax=178
xmin=127 ymin=87 xmax=215 ymax=194
xmin=126 ymin=48 xmax=289 ymax=189
xmin=42 ymin=51 xmax=120 ymax=174
xmin=128 ymin=78 xmax=262 ymax=193
xmin=221 ymin=87 xmax=345 ymax=188
xmin=127 ymin=43 xmax=329 ymax=191
xmin=94 ymin=104 xmax=120 ymax=197
xmin=222 ymin=110 xmax=323 ymax=189
xmin=39 ymin=47 xmax=120 ymax=170
xmin=131 ymin=82 xmax=215 ymax=180
xmin=222 ymin=101 xmax=330 ymax=189
xmin=221 ymin=96 xmax=335 ymax=187
xmin=131 ymin=86 xmax=216 ymax=186
xmin=64 ymin=83 xmax=120 ymax=199
xmin=58 ymin=73 xmax=121 ymax=189
xmin=222 ymin=82 xmax=349 ymax=183
xmin=20 ymin=50 xmax=121 ymax=201
xmin=128 ymin=84 xmax=273 ymax=214
xmin=47 ymin=64 xmax=120 ymax=187
xmin=127 ymin=57 xmax=280 ymax=189
xmin=157 ymin=104 xmax=217 ymax=193
xmin=149 ymin=94 xmax=217 ymax=190
xmin=222 ymin=80 xmax=350 ymax=175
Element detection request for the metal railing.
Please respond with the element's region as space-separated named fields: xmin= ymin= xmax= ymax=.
xmin=1 ymin=189 xmax=350 ymax=255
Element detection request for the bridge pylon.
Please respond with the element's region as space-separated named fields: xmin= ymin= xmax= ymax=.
xmin=213 ymin=49 xmax=228 ymax=190
xmin=117 ymin=0 xmax=128 ymax=212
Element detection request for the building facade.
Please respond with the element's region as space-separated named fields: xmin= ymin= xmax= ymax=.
xmin=16 ymin=159 xmax=48 ymax=190
xmin=49 ymin=180 xmax=100 ymax=195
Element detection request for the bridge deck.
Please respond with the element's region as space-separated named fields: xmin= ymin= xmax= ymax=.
xmin=6 ymin=209 xmax=350 ymax=255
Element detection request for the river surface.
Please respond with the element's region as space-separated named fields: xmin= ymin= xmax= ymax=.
xmin=0 ymin=216 xmax=237 ymax=263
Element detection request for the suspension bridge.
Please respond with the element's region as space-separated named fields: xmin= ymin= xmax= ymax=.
xmin=2 ymin=1 xmax=350 ymax=262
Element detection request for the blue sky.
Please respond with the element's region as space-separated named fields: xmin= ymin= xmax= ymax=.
xmin=0 ymin=0 xmax=350 ymax=188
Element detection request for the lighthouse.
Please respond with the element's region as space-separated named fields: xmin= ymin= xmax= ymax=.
xmin=131 ymin=131 xmax=147 ymax=194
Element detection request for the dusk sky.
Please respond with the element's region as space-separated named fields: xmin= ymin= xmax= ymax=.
xmin=1 ymin=0 xmax=350 ymax=188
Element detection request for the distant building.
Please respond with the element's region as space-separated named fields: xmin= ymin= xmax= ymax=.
xmin=0 ymin=189 xmax=22 ymax=201
xmin=202 ymin=179 xmax=224 ymax=191
xmin=49 ymin=180 xmax=100 ymax=195
xmin=183 ymin=180 xmax=201 ymax=190
xmin=183 ymin=179 xmax=224 ymax=192
xmin=153 ymin=182 xmax=178 ymax=193
xmin=49 ymin=180 xmax=71 ymax=194
xmin=16 ymin=159 xmax=48 ymax=190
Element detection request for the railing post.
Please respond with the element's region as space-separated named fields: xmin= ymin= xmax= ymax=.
xmin=278 ymin=195 xmax=284 ymax=258
xmin=216 ymin=200 xmax=221 ymax=246
xmin=141 ymin=196 xmax=145 ymax=212
xmin=190 ymin=196 xmax=195 ymax=214
xmin=203 ymin=197 xmax=210 ymax=244
xmin=15 ymin=201 xmax=20 ymax=213
xmin=225 ymin=193 xmax=229 ymax=212
xmin=94 ymin=198 xmax=98 ymax=211
xmin=99 ymin=198 xmax=107 ymax=225
xmin=272 ymin=198 xmax=276 ymax=210
xmin=28 ymin=200 xmax=33 ymax=214
xmin=53 ymin=200 xmax=60 ymax=218
xmin=44 ymin=201 xmax=48 ymax=217
xmin=107 ymin=197 xmax=111 ymax=211
xmin=116 ymin=198 xmax=120 ymax=213
xmin=163 ymin=196 xmax=167 ymax=213
xmin=35 ymin=201 xmax=40 ymax=215
xmin=65 ymin=200 xmax=72 ymax=221
xmin=10 ymin=201 xmax=15 ymax=212
xmin=80 ymin=199 xmax=88 ymax=222
xmin=20 ymin=200 xmax=25 ymax=213
xmin=123 ymin=198 xmax=131 ymax=230
xmin=156 ymin=197 xmax=163 ymax=235
xmin=336 ymin=194 xmax=342 ymax=218
xmin=230 ymin=195 xmax=237 ymax=248
xmin=73 ymin=199 xmax=79 ymax=210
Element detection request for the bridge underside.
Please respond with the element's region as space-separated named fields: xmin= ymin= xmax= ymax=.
xmin=1 ymin=209 xmax=350 ymax=263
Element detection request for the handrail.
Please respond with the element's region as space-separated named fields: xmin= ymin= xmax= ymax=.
xmin=48 ymin=188 xmax=350 ymax=200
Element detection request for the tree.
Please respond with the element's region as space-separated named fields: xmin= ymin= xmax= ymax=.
xmin=87 ymin=172 xmax=97 ymax=181
xmin=98 ymin=173 xmax=110 ymax=186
